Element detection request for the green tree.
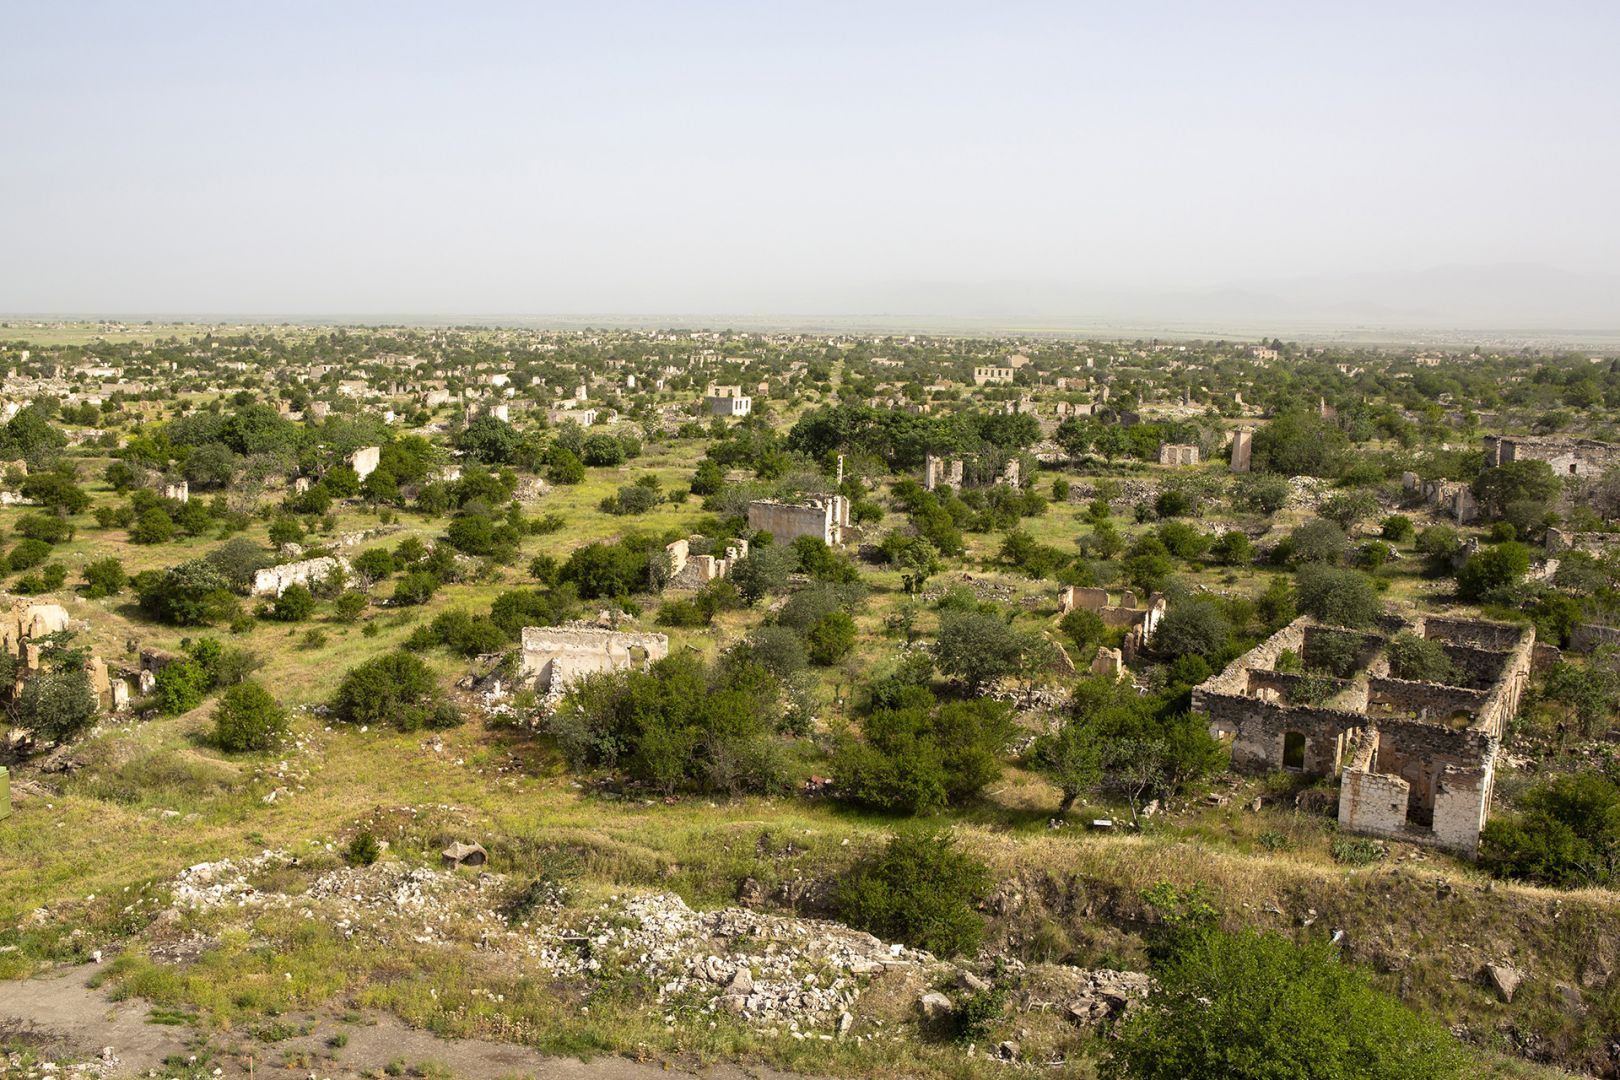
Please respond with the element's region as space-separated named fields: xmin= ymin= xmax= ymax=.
xmin=81 ymin=557 xmax=127 ymax=599
xmin=933 ymin=609 xmax=1030 ymax=691
xmin=330 ymin=650 xmax=457 ymax=731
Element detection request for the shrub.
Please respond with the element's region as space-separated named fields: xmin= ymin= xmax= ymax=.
xmin=833 ymin=832 xmax=991 ymax=958
xmin=933 ymin=609 xmax=1034 ymax=691
xmin=1294 ymin=565 xmax=1380 ymax=628
xmin=154 ymin=660 xmax=209 ymax=715
xmin=1059 ymin=607 xmax=1105 ymax=652
xmin=81 ymin=557 xmax=127 ymax=599
xmin=1210 ymin=530 xmax=1253 ymax=567
xmin=1380 ymin=514 xmax=1416 ymax=542
xmin=1104 ymin=930 xmax=1466 ymax=1080
xmin=7 ymin=538 xmax=53 ymax=572
xmin=135 ymin=560 xmax=240 ymax=626
xmin=805 ymin=610 xmax=857 ymax=665
xmin=265 ymin=584 xmax=317 ymax=622
xmin=1480 ymin=772 xmax=1620 ymax=888
xmin=330 ymin=651 xmax=457 ymax=732
xmin=1385 ymin=632 xmax=1460 ymax=683
xmin=391 ymin=570 xmax=440 ymax=606
xmin=1456 ymin=541 xmax=1532 ymax=601
xmin=345 ymin=831 xmax=382 ymax=867
xmin=213 ymin=680 xmax=288 ymax=752
xmin=546 ymin=653 xmax=789 ymax=796
xmin=833 ymin=694 xmax=1012 ymax=814
xmin=1153 ymin=599 xmax=1230 ymax=662
xmin=1330 ymin=836 xmax=1386 ymax=866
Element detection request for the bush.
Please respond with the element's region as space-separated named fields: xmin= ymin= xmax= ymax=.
xmin=135 ymin=560 xmax=240 ymax=626
xmin=1456 ymin=541 xmax=1532 ymax=601
xmin=833 ymin=694 xmax=1012 ymax=814
xmin=1210 ymin=530 xmax=1253 ymax=567
xmin=833 ymin=832 xmax=991 ymax=958
xmin=81 ymin=557 xmax=127 ymax=599
xmin=7 ymin=538 xmax=53 ymax=572
xmin=1280 ymin=519 xmax=1346 ymax=566
xmin=1294 ymin=565 xmax=1381 ymax=628
xmin=1385 ymin=632 xmax=1460 ymax=683
xmin=1153 ymin=599 xmax=1230 ymax=662
xmin=330 ymin=651 xmax=457 ymax=732
xmin=345 ymin=831 xmax=382 ymax=867
xmin=1480 ymin=772 xmax=1620 ymax=888
xmin=392 ymin=570 xmax=440 ymax=606
xmin=933 ymin=609 xmax=1035 ymax=691
xmin=546 ymin=653 xmax=789 ymax=796
xmin=1104 ymin=929 xmax=1466 ymax=1080
xmin=213 ymin=680 xmax=288 ymax=752
xmin=265 ymin=584 xmax=317 ymax=622
xmin=154 ymin=660 xmax=209 ymax=715
xmin=805 ymin=610 xmax=857 ymax=665
xmin=128 ymin=507 xmax=177 ymax=545
xmin=1380 ymin=514 xmax=1416 ymax=542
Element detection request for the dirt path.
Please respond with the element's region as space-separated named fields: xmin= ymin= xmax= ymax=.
xmin=0 ymin=966 xmax=813 ymax=1080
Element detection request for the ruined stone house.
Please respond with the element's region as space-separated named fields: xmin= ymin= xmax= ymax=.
xmin=665 ymin=536 xmax=749 ymax=590
xmin=519 ymin=625 xmax=669 ymax=695
xmin=1158 ymin=443 xmax=1200 ymax=466
xmin=1192 ymin=614 xmax=1534 ymax=856
xmin=348 ymin=446 xmax=381 ymax=482
xmin=1483 ymin=434 xmax=1620 ymax=480
xmin=747 ymin=496 xmax=850 ymax=547
xmin=1401 ymin=472 xmax=1479 ymax=524
xmin=1229 ymin=430 xmax=1252 ymax=473
xmin=1056 ymin=587 xmax=1166 ymax=666
xmin=0 ymin=599 xmax=128 ymax=714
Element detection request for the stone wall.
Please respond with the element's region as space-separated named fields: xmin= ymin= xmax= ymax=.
xmin=1157 ymin=443 xmax=1199 ymax=466
xmin=519 ymin=625 xmax=670 ymax=694
xmin=1483 ymin=434 xmax=1620 ymax=479
xmin=747 ymin=497 xmax=849 ymax=546
xmin=349 ymin=446 xmax=381 ymax=482
xmin=252 ymin=555 xmax=352 ymax=597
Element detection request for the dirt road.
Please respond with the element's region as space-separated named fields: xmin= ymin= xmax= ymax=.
xmin=0 ymin=965 xmax=814 ymax=1080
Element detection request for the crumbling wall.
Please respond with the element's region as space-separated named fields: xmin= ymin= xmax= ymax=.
xmin=747 ymin=497 xmax=848 ymax=546
xmin=349 ymin=446 xmax=381 ymax=482
xmin=1157 ymin=443 xmax=1199 ymax=466
xmin=519 ymin=625 xmax=670 ymax=694
xmin=1229 ymin=430 xmax=1252 ymax=473
xmin=252 ymin=555 xmax=352 ymax=597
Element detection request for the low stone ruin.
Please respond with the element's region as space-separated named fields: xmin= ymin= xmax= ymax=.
xmin=519 ymin=624 xmax=669 ymax=697
xmin=251 ymin=555 xmax=352 ymax=597
xmin=665 ymin=535 xmax=749 ymax=589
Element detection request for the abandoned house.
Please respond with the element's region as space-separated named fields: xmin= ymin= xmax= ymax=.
xmin=1482 ymin=434 xmax=1620 ymax=480
xmin=746 ymin=496 xmax=850 ymax=546
xmin=665 ymin=535 xmax=749 ymax=589
xmin=519 ymin=625 xmax=669 ymax=696
xmin=1057 ymin=587 xmax=1166 ymax=666
xmin=1192 ymin=614 xmax=1534 ymax=856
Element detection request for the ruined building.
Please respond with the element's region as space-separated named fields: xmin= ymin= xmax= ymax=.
xmin=0 ymin=599 xmax=129 ymax=715
xmin=519 ymin=625 xmax=669 ymax=696
xmin=747 ymin=496 xmax=850 ymax=546
xmin=1483 ymin=434 xmax=1620 ymax=480
xmin=1057 ymin=587 xmax=1166 ymax=666
xmin=1402 ymin=472 xmax=1479 ymax=524
xmin=923 ymin=454 xmax=964 ymax=492
xmin=1193 ymin=614 xmax=1534 ymax=856
xmin=665 ymin=535 xmax=749 ymax=589
xmin=1157 ymin=443 xmax=1200 ymax=466
xmin=1228 ymin=430 xmax=1252 ymax=473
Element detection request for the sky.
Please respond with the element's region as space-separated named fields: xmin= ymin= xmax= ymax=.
xmin=3 ymin=1 xmax=1618 ymax=327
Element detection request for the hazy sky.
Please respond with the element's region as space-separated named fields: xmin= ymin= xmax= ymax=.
xmin=4 ymin=1 xmax=1618 ymax=323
